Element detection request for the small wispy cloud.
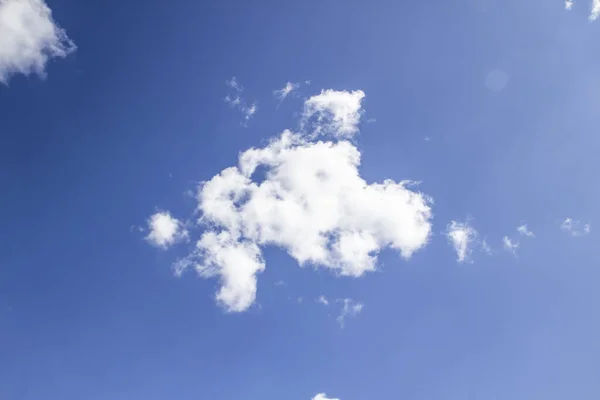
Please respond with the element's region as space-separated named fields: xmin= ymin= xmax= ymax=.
xmin=503 ymin=236 xmax=519 ymax=256
xmin=224 ymin=77 xmax=257 ymax=125
xmin=446 ymin=220 xmax=478 ymax=263
xmin=224 ymin=95 xmax=241 ymax=106
xmin=565 ymin=0 xmax=574 ymax=10
xmin=561 ymin=218 xmax=591 ymax=236
xmin=242 ymin=102 xmax=257 ymax=121
xmin=517 ymin=224 xmax=535 ymax=237
xmin=274 ymin=81 xmax=299 ymax=103
xmin=316 ymin=295 xmax=329 ymax=306
xmin=226 ymin=76 xmax=243 ymax=92
xmin=480 ymin=239 xmax=492 ymax=254
xmin=336 ymin=299 xmax=363 ymax=327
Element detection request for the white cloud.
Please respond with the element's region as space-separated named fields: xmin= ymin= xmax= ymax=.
xmin=303 ymin=89 xmax=365 ymax=138
xmin=225 ymin=78 xmax=257 ymax=125
xmin=242 ymin=102 xmax=257 ymax=121
xmin=517 ymin=224 xmax=535 ymax=237
xmin=146 ymin=212 xmax=188 ymax=249
xmin=480 ymin=239 xmax=492 ymax=254
xmin=591 ymin=0 xmax=600 ymax=20
xmin=561 ymin=218 xmax=591 ymax=237
xmin=170 ymin=90 xmax=432 ymax=312
xmin=317 ymin=295 xmax=329 ymax=306
xmin=0 ymin=0 xmax=75 ymax=83
xmin=503 ymin=236 xmax=519 ymax=256
xmin=565 ymin=0 xmax=600 ymax=19
xmin=224 ymin=95 xmax=241 ymax=106
xmin=274 ymin=81 xmax=299 ymax=102
xmin=337 ymin=298 xmax=363 ymax=327
xmin=313 ymin=394 xmax=339 ymax=400
xmin=225 ymin=87 xmax=258 ymax=126
xmin=180 ymin=231 xmax=265 ymax=312
xmin=445 ymin=220 xmax=478 ymax=263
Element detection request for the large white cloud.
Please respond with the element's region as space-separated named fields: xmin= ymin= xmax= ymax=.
xmin=0 ymin=0 xmax=75 ymax=83
xmin=170 ymin=89 xmax=433 ymax=312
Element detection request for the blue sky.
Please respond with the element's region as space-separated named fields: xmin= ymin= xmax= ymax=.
xmin=1 ymin=0 xmax=599 ymax=399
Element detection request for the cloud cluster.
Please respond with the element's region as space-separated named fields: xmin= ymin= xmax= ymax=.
xmin=146 ymin=212 xmax=188 ymax=249
xmin=146 ymin=83 xmax=594 ymax=314
xmin=564 ymin=0 xmax=600 ymax=20
xmin=0 ymin=0 xmax=75 ymax=83
xmin=446 ymin=221 xmax=540 ymax=261
xmin=336 ymin=299 xmax=363 ymax=327
xmin=169 ymin=89 xmax=432 ymax=312
xmin=225 ymin=77 xmax=257 ymax=125
xmin=561 ymin=218 xmax=591 ymax=237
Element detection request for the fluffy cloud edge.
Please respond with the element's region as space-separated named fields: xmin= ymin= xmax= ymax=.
xmin=0 ymin=0 xmax=76 ymax=83
xmin=302 ymin=89 xmax=366 ymax=138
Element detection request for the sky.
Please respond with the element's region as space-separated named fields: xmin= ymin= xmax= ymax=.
xmin=1 ymin=0 xmax=599 ymax=399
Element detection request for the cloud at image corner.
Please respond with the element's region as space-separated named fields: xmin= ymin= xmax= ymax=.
xmin=0 ymin=0 xmax=76 ymax=83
